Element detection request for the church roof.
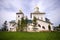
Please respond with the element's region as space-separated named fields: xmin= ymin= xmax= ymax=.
xmin=31 ymin=12 xmax=45 ymax=14
xmin=30 ymin=12 xmax=45 ymax=18
xmin=9 ymin=20 xmax=16 ymax=23
xmin=27 ymin=20 xmax=32 ymax=23
xmin=9 ymin=20 xmax=17 ymax=26
xmin=37 ymin=19 xmax=53 ymax=25
xmin=16 ymin=13 xmax=23 ymax=14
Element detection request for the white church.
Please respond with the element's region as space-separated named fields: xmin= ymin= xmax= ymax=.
xmin=8 ymin=6 xmax=53 ymax=32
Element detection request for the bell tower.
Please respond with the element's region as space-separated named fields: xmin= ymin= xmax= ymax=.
xmin=16 ymin=9 xmax=24 ymax=23
xmin=31 ymin=6 xmax=45 ymax=21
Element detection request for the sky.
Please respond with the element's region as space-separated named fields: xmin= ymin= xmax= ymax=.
xmin=0 ymin=0 xmax=60 ymax=28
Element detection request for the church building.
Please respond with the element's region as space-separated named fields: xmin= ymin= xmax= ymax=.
xmin=8 ymin=6 xmax=53 ymax=32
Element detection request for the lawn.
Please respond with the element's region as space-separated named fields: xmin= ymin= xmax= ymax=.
xmin=0 ymin=32 xmax=60 ymax=40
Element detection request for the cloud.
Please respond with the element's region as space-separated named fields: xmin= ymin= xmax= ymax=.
xmin=0 ymin=0 xmax=60 ymax=28
xmin=0 ymin=10 xmax=16 ymax=28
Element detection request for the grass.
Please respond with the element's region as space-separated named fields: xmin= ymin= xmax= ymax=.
xmin=0 ymin=32 xmax=60 ymax=40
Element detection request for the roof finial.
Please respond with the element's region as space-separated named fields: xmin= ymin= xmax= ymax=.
xmin=34 ymin=4 xmax=39 ymax=11
xmin=19 ymin=8 xmax=23 ymax=13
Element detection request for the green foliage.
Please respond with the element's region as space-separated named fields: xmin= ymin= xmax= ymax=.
xmin=24 ymin=17 xmax=28 ymax=32
xmin=55 ymin=24 xmax=60 ymax=28
xmin=58 ymin=24 xmax=60 ymax=28
xmin=17 ymin=17 xmax=28 ymax=32
xmin=17 ymin=20 xmax=20 ymax=31
xmin=18 ymin=20 xmax=20 ymax=27
xmin=33 ymin=17 xmax=37 ymax=31
xmin=20 ymin=17 xmax=26 ymax=31
xmin=25 ymin=17 xmax=28 ymax=26
xmin=20 ymin=17 xmax=24 ymax=31
xmin=2 ymin=21 xmax=8 ymax=31
xmin=33 ymin=17 xmax=37 ymax=27
xmin=0 ymin=32 xmax=60 ymax=40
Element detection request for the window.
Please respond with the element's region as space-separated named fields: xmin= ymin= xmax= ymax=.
xmin=10 ymin=28 xmax=12 ymax=31
xmin=28 ymin=28 xmax=30 ymax=30
xmin=33 ymin=28 xmax=38 ymax=31
xmin=12 ymin=25 xmax=14 ymax=26
xmin=41 ymin=17 xmax=43 ymax=20
xmin=38 ymin=24 xmax=41 ymax=27
xmin=42 ymin=26 xmax=45 ymax=29
xmin=18 ymin=16 xmax=20 ymax=17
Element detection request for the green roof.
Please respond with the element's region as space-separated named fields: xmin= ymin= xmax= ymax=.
xmin=27 ymin=20 xmax=32 ymax=23
xmin=9 ymin=20 xmax=16 ymax=23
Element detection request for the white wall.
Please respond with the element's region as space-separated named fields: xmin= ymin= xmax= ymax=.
xmin=32 ymin=14 xmax=45 ymax=21
xmin=8 ymin=23 xmax=17 ymax=31
xmin=37 ymin=20 xmax=53 ymax=31
xmin=16 ymin=14 xmax=24 ymax=23
xmin=27 ymin=20 xmax=53 ymax=32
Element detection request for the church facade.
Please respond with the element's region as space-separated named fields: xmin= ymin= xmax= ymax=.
xmin=8 ymin=6 xmax=53 ymax=32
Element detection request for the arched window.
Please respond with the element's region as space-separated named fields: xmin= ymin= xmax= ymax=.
xmin=48 ymin=25 xmax=51 ymax=31
xmin=38 ymin=24 xmax=41 ymax=27
xmin=42 ymin=26 xmax=45 ymax=29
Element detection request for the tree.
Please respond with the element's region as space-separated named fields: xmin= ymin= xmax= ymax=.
xmin=58 ymin=24 xmax=60 ymax=28
xmin=20 ymin=17 xmax=25 ymax=32
xmin=33 ymin=17 xmax=37 ymax=31
xmin=48 ymin=25 xmax=51 ymax=31
xmin=2 ymin=21 xmax=8 ymax=31
xmin=17 ymin=20 xmax=20 ymax=31
xmin=24 ymin=17 xmax=28 ymax=32
xmin=33 ymin=17 xmax=37 ymax=27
